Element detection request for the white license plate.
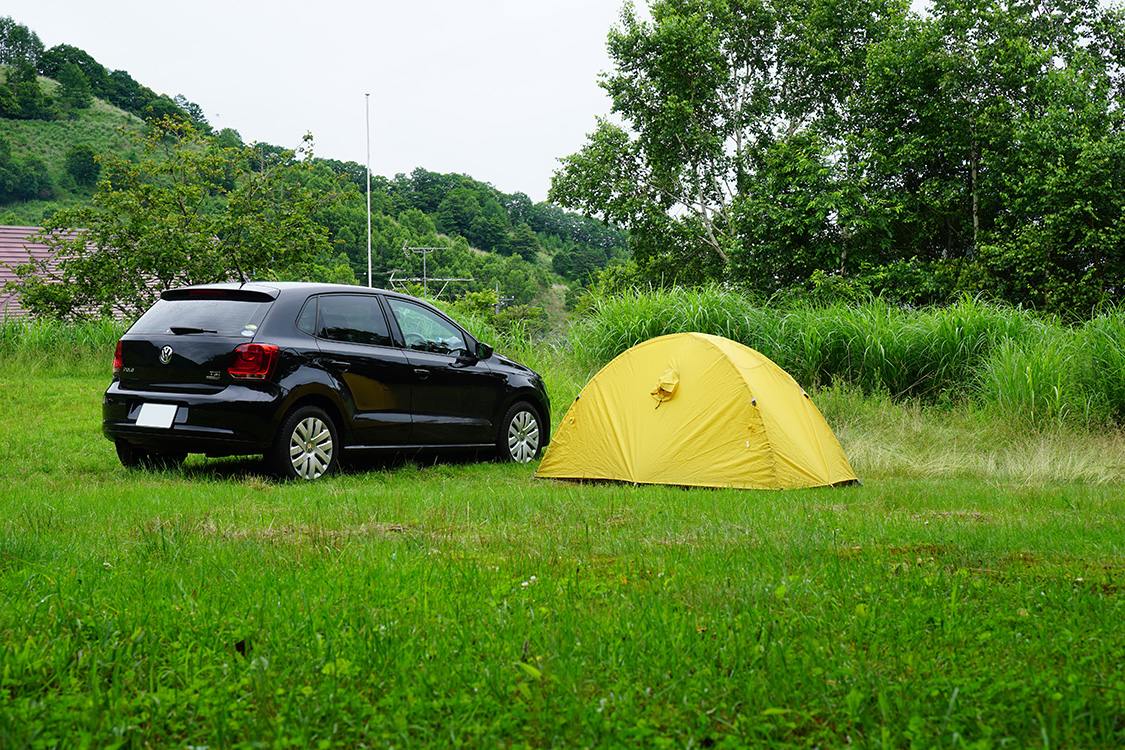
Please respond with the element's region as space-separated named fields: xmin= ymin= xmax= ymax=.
xmin=136 ymin=402 xmax=178 ymax=429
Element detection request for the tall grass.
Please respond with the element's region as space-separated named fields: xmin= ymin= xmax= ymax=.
xmin=976 ymin=329 xmax=1095 ymax=427
xmin=568 ymin=287 xmax=1125 ymax=428
xmin=1077 ymin=311 xmax=1125 ymax=421
xmin=0 ymin=317 xmax=126 ymax=371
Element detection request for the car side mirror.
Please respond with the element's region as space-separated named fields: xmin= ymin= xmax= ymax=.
xmin=476 ymin=342 xmax=493 ymax=360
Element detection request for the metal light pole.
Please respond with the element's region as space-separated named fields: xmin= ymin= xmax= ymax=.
xmin=365 ymin=93 xmax=372 ymax=288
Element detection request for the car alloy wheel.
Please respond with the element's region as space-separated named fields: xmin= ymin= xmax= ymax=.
xmin=501 ymin=402 xmax=541 ymax=463
xmin=273 ymin=406 xmax=338 ymax=480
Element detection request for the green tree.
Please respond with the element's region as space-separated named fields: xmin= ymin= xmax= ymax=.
xmin=404 ymin=168 xmax=460 ymax=213
xmin=550 ymin=0 xmax=906 ymax=284
xmin=553 ymin=0 xmax=1125 ymax=314
xmin=435 ymin=187 xmax=481 ymax=237
xmin=729 ymin=132 xmax=842 ymax=292
xmin=10 ymin=119 xmax=342 ymax=320
xmin=64 ymin=144 xmax=99 ymax=187
xmin=5 ymin=58 xmax=55 ymax=120
xmin=142 ymin=94 xmax=184 ymax=123
xmin=0 ymin=135 xmax=52 ymax=202
xmin=503 ymin=222 xmax=541 ymax=262
xmin=468 ymin=213 xmax=507 ymax=252
xmin=57 ymin=63 xmax=93 ymax=114
xmin=853 ymin=0 xmax=1125 ymax=314
xmin=105 ymin=69 xmax=151 ymax=116
xmin=0 ymin=17 xmax=43 ymax=66
xmin=174 ymin=94 xmax=211 ymax=133
xmin=39 ymin=44 xmax=109 ymax=98
xmin=0 ymin=81 xmax=17 ymax=118
xmin=467 ymin=198 xmax=509 ymax=251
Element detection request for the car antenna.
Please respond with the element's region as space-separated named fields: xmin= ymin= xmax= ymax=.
xmin=230 ymin=257 xmax=248 ymax=285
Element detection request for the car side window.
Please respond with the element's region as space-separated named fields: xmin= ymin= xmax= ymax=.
xmin=387 ymin=299 xmax=468 ymax=356
xmin=296 ymin=297 xmax=318 ymax=334
xmin=316 ymin=294 xmax=392 ymax=347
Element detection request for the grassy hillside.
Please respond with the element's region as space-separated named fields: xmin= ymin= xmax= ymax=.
xmin=2 ymin=75 xmax=142 ymax=162
xmin=0 ymin=74 xmax=142 ymax=226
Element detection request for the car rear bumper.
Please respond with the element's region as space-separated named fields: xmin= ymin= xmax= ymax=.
xmin=102 ymin=381 xmax=282 ymax=457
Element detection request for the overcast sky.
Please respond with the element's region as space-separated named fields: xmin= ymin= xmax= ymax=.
xmin=6 ymin=0 xmax=641 ymax=202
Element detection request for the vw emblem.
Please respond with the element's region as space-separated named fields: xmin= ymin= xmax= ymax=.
xmin=159 ymin=345 xmax=174 ymax=365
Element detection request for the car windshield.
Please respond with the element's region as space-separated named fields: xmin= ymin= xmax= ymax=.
xmin=129 ymin=298 xmax=269 ymax=336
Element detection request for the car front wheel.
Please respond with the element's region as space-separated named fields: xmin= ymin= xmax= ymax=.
xmin=498 ymin=402 xmax=542 ymax=463
xmin=271 ymin=406 xmax=339 ymax=480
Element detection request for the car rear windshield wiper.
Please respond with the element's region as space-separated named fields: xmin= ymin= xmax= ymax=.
xmin=168 ymin=326 xmax=217 ymax=335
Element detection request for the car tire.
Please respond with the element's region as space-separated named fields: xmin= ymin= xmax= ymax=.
xmin=270 ymin=405 xmax=339 ymax=480
xmin=498 ymin=402 xmax=542 ymax=463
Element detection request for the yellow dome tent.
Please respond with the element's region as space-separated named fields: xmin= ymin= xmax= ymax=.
xmin=535 ymin=333 xmax=857 ymax=490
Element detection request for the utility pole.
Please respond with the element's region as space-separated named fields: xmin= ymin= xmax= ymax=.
xmin=365 ymin=93 xmax=372 ymax=288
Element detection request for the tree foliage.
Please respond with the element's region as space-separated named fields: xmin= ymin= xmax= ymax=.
xmin=0 ymin=17 xmax=43 ymax=67
xmin=307 ymin=163 xmax=628 ymax=297
xmin=1 ymin=21 xmax=194 ymax=123
xmin=0 ymin=135 xmax=51 ymax=201
xmin=57 ymin=63 xmax=93 ymax=114
xmin=63 ymin=143 xmax=99 ymax=187
xmin=0 ymin=59 xmax=57 ymax=120
xmin=552 ymin=0 xmax=1125 ymax=316
xmin=10 ymin=119 xmax=346 ymax=320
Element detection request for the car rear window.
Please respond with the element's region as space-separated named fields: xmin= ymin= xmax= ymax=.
xmin=128 ymin=298 xmax=271 ymax=336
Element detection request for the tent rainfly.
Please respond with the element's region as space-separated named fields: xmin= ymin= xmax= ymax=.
xmin=535 ymin=332 xmax=858 ymax=490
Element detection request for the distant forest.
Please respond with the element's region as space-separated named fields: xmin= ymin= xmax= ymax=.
xmin=0 ymin=16 xmax=630 ymax=312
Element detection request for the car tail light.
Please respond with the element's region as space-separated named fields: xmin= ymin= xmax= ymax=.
xmin=228 ymin=343 xmax=279 ymax=381
xmin=113 ymin=340 xmax=123 ymax=375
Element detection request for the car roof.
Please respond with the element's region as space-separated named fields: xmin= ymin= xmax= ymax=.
xmin=166 ymin=282 xmax=462 ymax=324
xmin=171 ymin=281 xmax=420 ymax=302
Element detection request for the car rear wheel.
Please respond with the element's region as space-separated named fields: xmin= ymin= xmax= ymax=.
xmin=271 ymin=406 xmax=339 ymax=480
xmin=498 ymin=402 xmax=542 ymax=463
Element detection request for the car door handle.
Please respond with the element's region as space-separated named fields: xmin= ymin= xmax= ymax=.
xmin=413 ymin=368 xmax=429 ymax=380
xmin=327 ymin=359 xmax=351 ymax=371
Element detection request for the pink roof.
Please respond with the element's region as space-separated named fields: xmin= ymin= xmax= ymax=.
xmin=0 ymin=226 xmax=54 ymax=319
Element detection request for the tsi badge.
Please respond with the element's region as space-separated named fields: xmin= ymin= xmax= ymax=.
xmin=159 ymin=345 xmax=174 ymax=365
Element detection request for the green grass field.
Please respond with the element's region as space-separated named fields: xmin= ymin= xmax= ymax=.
xmin=2 ymin=320 xmax=1125 ymax=748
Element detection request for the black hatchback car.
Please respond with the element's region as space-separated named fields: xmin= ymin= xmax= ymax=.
xmin=103 ymin=282 xmax=550 ymax=479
